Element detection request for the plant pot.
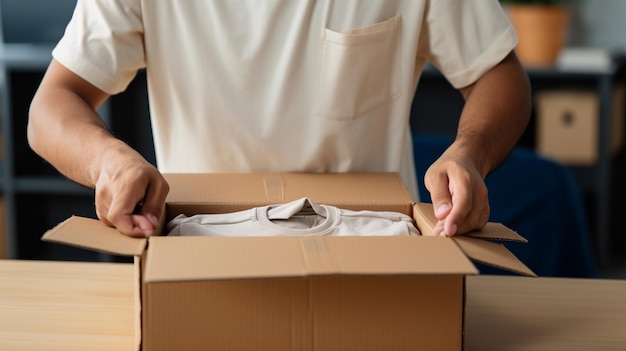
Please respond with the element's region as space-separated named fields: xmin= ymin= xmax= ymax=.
xmin=506 ymin=4 xmax=570 ymax=67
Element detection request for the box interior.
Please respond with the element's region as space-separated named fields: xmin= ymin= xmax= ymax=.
xmin=41 ymin=172 xmax=536 ymax=351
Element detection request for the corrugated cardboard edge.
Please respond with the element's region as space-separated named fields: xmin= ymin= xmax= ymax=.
xmin=143 ymin=236 xmax=479 ymax=283
xmin=163 ymin=172 xmax=414 ymax=214
xmin=453 ymin=236 xmax=536 ymax=277
xmin=41 ymin=216 xmax=147 ymax=257
xmin=412 ymin=203 xmax=527 ymax=242
xmin=412 ymin=203 xmax=536 ymax=277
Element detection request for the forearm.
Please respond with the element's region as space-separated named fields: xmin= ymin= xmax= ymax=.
xmin=27 ymin=63 xmax=140 ymax=189
xmin=28 ymin=60 xmax=168 ymax=236
xmin=29 ymin=91 xmax=125 ymax=188
xmin=424 ymin=52 xmax=531 ymax=236
xmin=453 ymin=52 xmax=531 ymax=178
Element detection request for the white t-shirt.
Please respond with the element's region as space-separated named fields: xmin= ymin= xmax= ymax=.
xmin=53 ymin=0 xmax=517 ymax=200
xmin=167 ymin=197 xmax=419 ymax=237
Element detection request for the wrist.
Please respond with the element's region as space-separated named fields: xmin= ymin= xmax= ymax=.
xmin=448 ymin=135 xmax=492 ymax=179
xmin=87 ymin=137 xmax=138 ymax=187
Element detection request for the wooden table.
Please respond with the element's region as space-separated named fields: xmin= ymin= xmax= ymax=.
xmin=0 ymin=260 xmax=135 ymax=351
xmin=1 ymin=259 xmax=625 ymax=350
xmin=464 ymin=275 xmax=626 ymax=350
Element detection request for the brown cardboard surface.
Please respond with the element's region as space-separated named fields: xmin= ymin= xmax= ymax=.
xmin=143 ymin=235 xmax=477 ymax=283
xmin=536 ymin=90 xmax=599 ymax=165
xmin=164 ymin=172 xmax=414 ymax=214
xmin=143 ymin=275 xmax=464 ymax=351
xmin=412 ymin=203 xmax=534 ymax=275
xmin=43 ymin=216 xmax=146 ymax=256
xmin=453 ymin=236 xmax=536 ymax=277
xmin=464 ymin=222 xmax=528 ymax=243
xmin=413 ymin=203 xmax=527 ymax=242
xmin=316 ymin=235 xmax=476 ymax=275
xmin=536 ymin=87 xmax=624 ymax=166
xmin=40 ymin=172 xmax=533 ymax=351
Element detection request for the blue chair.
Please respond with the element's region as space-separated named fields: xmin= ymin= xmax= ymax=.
xmin=412 ymin=133 xmax=598 ymax=278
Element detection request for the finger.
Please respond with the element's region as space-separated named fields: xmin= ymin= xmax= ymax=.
xmin=446 ymin=186 xmax=490 ymax=236
xmin=124 ymin=215 xmax=156 ymax=238
xmin=424 ymin=170 xmax=453 ymax=221
xmin=138 ymin=177 xmax=170 ymax=227
xmin=443 ymin=179 xmax=472 ymax=237
xmin=443 ymin=216 xmax=459 ymax=237
xmin=108 ymin=187 xmax=149 ymax=236
xmin=432 ymin=220 xmax=445 ymax=237
xmin=112 ymin=212 xmax=142 ymax=236
xmin=454 ymin=197 xmax=490 ymax=234
xmin=435 ymin=203 xmax=451 ymax=220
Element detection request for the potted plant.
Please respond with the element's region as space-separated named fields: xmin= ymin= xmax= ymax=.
xmin=500 ymin=0 xmax=576 ymax=67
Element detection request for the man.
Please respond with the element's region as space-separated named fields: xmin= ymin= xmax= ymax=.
xmin=28 ymin=0 xmax=531 ymax=238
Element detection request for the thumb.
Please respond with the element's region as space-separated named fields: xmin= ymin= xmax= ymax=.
xmin=424 ymin=164 xmax=454 ymax=236
xmin=428 ymin=180 xmax=453 ymax=237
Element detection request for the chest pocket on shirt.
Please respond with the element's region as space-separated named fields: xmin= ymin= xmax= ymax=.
xmin=318 ymin=15 xmax=400 ymax=121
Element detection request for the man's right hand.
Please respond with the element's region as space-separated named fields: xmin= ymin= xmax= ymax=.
xmin=94 ymin=142 xmax=169 ymax=237
xmin=28 ymin=59 xmax=169 ymax=237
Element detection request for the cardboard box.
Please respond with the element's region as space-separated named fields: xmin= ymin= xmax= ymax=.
xmin=42 ymin=173 xmax=534 ymax=351
xmin=536 ymin=88 xmax=624 ymax=165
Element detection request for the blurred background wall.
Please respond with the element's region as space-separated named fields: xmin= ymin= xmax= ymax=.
xmin=570 ymin=0 xmax=626 ymax=49
xmin=0 ymin=0 xmax=626 ymax=49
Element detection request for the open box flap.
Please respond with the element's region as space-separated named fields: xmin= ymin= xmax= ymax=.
xmin=41 ymin=216 xmax=147 ymax=257
xmin=163 ymin=172 xmax=414 ymax=214
xmin=143 ymin=235 xmax=478 ymax=283
xmin=464 ymin=223 xmax=528 ymax=243
xmin=412 ymin=203 xmax=528 ymax=242
xmin=412 ymin=203 xmax=535 ymax=276
xmin=452 ymin=236 xmax=536 ymax=277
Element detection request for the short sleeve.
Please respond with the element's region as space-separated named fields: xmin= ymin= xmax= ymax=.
xmin=417 ymin=0 xmax=517 ymax=89
xmin=52 ymin=0 xmax=145 ymax=94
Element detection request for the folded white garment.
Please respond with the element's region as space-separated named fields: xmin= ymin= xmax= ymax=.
xmin=167 ymin=197 xmax=419 ymax=237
